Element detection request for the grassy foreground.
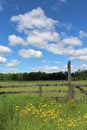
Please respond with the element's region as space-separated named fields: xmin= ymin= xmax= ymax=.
xmin=0 ymin=94 xmax=87 ymax=130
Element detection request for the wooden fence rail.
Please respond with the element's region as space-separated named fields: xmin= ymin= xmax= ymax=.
xmin=0 ymin=83 xmax=87 ymax=100
xmin=0 ymin=83 xmax=68 ymax=97
xmin=0 ymin=83 xmax=68 ymax=88
xmin=0 ymin=90 xmax=68 ymax=95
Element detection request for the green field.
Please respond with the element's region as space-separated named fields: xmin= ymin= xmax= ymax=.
xmin=0 ymin=80 xmax=87 ymax=130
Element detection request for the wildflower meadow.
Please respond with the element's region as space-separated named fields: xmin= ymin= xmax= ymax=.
xmin=0 ymin=94 xmax=87 ymax=130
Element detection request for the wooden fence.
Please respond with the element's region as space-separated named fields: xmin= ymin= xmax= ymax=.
xmin=0 ymin=82 xmax=87 ymax=100
xmin=0 ymin=83 xmax=68 ymax=100
xmin=0 ymin=61 xmax=87 ymax=100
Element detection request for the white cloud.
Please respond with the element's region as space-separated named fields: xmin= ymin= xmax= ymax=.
xmin=31 ymin=64 xmax=87 ymax=73
xmin=26 ymin=30 xmax=59 ymax=48
xmin=8 ymin=34 xmax=25 ymax=46
xmin=6 ymin=68 xmax=19 ymax=73
xmin=46 ymin=43 xmax=64 ymax=54
xmin=31 ymin=65 xmax=59 ymax=73
xmin=4 ymin=63 xmax=87 ymax=73
xmin=0 ymin=45 xmax=12 ymax=55
xmin=10 ymin=7 xmax=59 ymax=48
xmin=80 ymin=64 xmax=87 ymax=70
xmin=0 ymin=56 xmax=7 ymax=63
xmin=71 ymin=55 xmax=87 ymax=62
xmin=62 ymin=37 xmax=82 ymax=46
xmin=41 ymin=60 xmax=50 ymax=63
xmin=54 ymin=61 xmax=61 ymax=64
xmin=10 ymin=7 xmax=87 ymax=62
xmin=18 ymin=49 xmax=42 ymax=58
xmin=64 ymin=47 xmax=87 ymax=62
xmin=11 ymin=7 xmax=57 ymax=32
xmin=79 ymin=30 xmax=87 ymax=38
xmin=71 ymin=64 xmax=87 ymax=72
xmin=6 ymin=59 xmax=20 ymax=67
xmin=60 ymin=65 xmax=79 ymax=72
xmin=31 ymin=65 xmax=78 ymax=73
xmin=65 ymin=48 xmax=87 ymax=57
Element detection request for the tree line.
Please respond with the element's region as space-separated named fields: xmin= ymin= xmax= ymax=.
xmin=0 ymin=70 xmax=87 ymax=81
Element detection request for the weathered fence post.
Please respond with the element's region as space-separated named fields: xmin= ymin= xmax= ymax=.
xmin=68 ymin=61 xmax=74 ymax=99
xmin=39 ymin=85 xmax=42 ymax=97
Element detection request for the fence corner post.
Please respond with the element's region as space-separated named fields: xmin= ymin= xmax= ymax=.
xmin=68 ymin=61 xmax=74 ymax=99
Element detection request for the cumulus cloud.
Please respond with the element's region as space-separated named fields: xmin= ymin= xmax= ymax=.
xmin=18 ymin=49 xmax=42 ymax=58
xmin=6 ymin=68 xmax=19 ymax=73
xmin=71 ymin=48 xmax=87 ymax=56
xmin=71 ymin=55 xmax=87 ymax=62
xmin=31 ymin=64 xmax=87 ymax=73
xmin=26 ymin=30 xmax=59 ymax=48
xmin=80 ymin=64 xmax=87 ymax=70
xmin=31 ymin=65 xmax=77 ymax=73
xmin=10 ymin=7 xmax=59 ymax=49
xmin=0 ymin=45 xmax=12 ymax=55
xmin=41 ymin=60 xmax=50 ymax=63
xmin=31 ymin=65 xmax=59 ymax=73
xmin=8 ymin=34 xmax=25 ymax=46
xmin=11 ymin=7 xmax=57 ymax=32
xmin=10 ymin=7 xmax=87 ymax=62
xmin=54 ymin=61 xmax=61 ymax=64
xmin=6 ymin=59 xmax=20 ymax=67
xmin=79 ymin=30 xmax=87 ymax=38
xmin=68 ymin=48 xmax=87 ymax=62
xmin=0 ymin=56 xmax=7 ymax=63
xmin=62 ymin=37 xmax=82 ymax=46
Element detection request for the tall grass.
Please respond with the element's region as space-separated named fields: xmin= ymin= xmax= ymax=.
xmin=0 ymin=94 xmax=87 ymax=130
xmin=0 ymin=80 xmax=87 ymax=130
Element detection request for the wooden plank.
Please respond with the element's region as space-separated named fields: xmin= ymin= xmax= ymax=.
xmin=75 ymin=85 xmax=87 ymax=95
xmin=0 ymin=83 xmax=68 ymax=88
xmin=42 ymin=90 xmax=68 ymax=93
xmin=0 ymin=90 xmax=68 ymax=95
xmin=74 ymin=84 xmax=87 ymax=87
xmin=74 ymin=97 xmax=87 ymax=100
xmin=73 ymin=91 xmax=87 ymax=93
xmin=0 ymin=90 xmax=39 ymax=95
xmin=1 ymin=83 xmax=87 ymax=88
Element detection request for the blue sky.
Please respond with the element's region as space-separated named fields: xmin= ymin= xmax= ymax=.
xmin=0 ymin=0 xmax=87 ymax=73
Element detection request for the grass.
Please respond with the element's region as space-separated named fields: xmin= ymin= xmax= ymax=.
xmin=0 ymin=94 xmax=87 ymax=130
xmin=0 ymin=80 xmax=87 ymax=129
xmin=0 ymin=80 xmax=87 ymax=99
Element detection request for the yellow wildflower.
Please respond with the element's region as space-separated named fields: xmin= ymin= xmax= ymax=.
xmin=20 ymin=109 xmax=28 ymax=117
xmin=84 ymin=113 xmax=87 ymax=119
xmin=16 ymin=105 xmax=20 ymax=111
